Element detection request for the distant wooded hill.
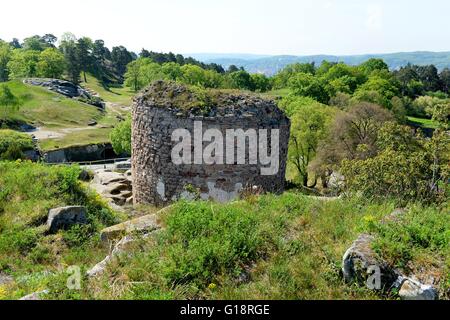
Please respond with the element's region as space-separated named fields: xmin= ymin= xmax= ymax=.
xmin=190 ymin=52 xmax=450 ymax=75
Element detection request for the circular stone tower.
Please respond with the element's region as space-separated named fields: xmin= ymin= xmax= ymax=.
xmin=132 ymin=81 xmax=290 ymax=206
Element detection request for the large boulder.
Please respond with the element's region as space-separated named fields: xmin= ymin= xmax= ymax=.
xmin=342 ymin=233 xmax=398 ymax=290
xmin=47 ymin=206 xmax=87 ymax=233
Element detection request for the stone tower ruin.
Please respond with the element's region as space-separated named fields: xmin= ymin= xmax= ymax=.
xmin=132 ymin=81 xmax=290 ymax=206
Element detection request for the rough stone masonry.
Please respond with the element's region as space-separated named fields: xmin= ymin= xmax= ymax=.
xmin=132 ymin=81 xmax=290 ymax=206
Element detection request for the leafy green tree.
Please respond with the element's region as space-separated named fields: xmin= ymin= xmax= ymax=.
xmin=288 ymin=104 xmax=334 ymax=187
xmin=312 ymin=102 xmax=393 ymax=180
xmin=0 ymin=41 xmax=12 ymax=82
xmin=359 ymin=58 xmax=389 ymax=75
xmin=7 ymin=49 xmax=40 ymax=78
xmin=111 ymin=46 xmax=134 ymax=76
xmin=227 ymin=65 xmax=240 ymax=73
xmin=288 ymin=72 xmax=329 ymax=104
xmin=110 ymin=117 xmax=131 ymax=156
xmin=227 ymin=70 xmax=254 ymax=90
xmin=251 ymin=73 xmax=271 ymax=92
xmin=321 ymin=63 xmax=366 ymax=95
xmin=352 ymin=75 xmax=399 ymax=109
xmin=124 ymin=58 xmax=153 ymax=91
xmin=439 ymin=68 xmax=450 ymax=93
xmin=161 ymin=62 xmax=183 ymax=81
xmin=410 ymin=95 xmax=449 ymax=118
xmin=9 ymin=38 xmax=21 ymax=49
xmin=181 ymin=64 xmax=222 ymax=88
xmin=22 ymin=35 xmax=46 ymax=51
xmin=273 ymin=63 xmax=315 ymax=88
xmin=0 ymin=85 xmax=22 ymax=122
xmin=37 ymin=48 xmax=66 ymax=79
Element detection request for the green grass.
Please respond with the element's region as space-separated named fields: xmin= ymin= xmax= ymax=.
xmin=262 ymin=88 xmax=292 ymax=99
xmin=0 ymin=80 xmax=130 ymax=151
xmin=0 ymin=130 xmax=33 ymax=155
xmin=0 ymin=161 xmax=121 ymax=300
xmin=80 ymin=74 xmax=135 ymax=106
xmin=31 ymin=194 xmax=397 ymax=300
xmin=2 ymin=80 xmax=104 ymax=129
xmin=39 ymin=127 xmax=113 ymax=151
xmin=0 ymin=171 xmax=447 ymax=300
xmin=407 ymin=116 xmax=439 ymax=129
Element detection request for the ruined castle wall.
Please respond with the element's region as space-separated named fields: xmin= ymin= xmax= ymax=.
xmin=132 ymin=83 xmax=290 ymax=206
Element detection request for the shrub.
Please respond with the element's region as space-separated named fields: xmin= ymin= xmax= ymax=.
xmin=110 ymin=116 xmax=131 ymax=156
xmin=0 ymin=130 xmax=34 ymax=158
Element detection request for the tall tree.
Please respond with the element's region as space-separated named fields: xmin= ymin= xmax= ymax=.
xmin=60 ymin=34 xmax=81 ymax=84
xmin=76 ymin=37 xmax=93 ymax=82
xmin=111 ymin=46 xmax=134 ymax=77
xmin=288 ymin=103 xmax=334 ymax=187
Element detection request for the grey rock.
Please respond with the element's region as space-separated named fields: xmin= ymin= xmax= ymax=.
xmin=342 ymin=234 xmax=397 ymax=289
xmin=0 ymin=273 xmax=13 ymax=285
xmin=19 ymin=290 xmax=49 ymax=300
xmin=399 ymin=279 xmax=438 ymax=300
xmin=47 ymin=206 xmax=87 ymax=233
xmin=24 ymin=78 xmax=104 ymax=109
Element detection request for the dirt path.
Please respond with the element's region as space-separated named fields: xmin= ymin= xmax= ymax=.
xmin=24 ymin=126 xmax=99 ymax=140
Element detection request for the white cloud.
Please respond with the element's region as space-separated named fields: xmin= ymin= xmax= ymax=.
xmin=365 ymin=4 xmax=383 ymax=31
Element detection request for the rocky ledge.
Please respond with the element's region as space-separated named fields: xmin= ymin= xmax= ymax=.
xmin=24 ymin=78 xmax=105 ymax=109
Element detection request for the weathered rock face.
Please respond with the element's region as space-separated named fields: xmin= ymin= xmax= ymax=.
xmin=342 ymin=233 xmax=398 ymax=289
xmin=132 ymin=81 xmax=290 ymax=206
xmin=90 ymin=169 xmax=133 ymax=209
xmin=47 ymin=206 xmax=87 ymax=233
xmin=24 ymin=78 xmax=105 ymax=109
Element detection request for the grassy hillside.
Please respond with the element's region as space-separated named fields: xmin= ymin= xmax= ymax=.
xmin=3 ymin=80 xmax=103 ymax=129
xmin=80 ymin=74 xmax=134 ymax=106
xmin=1 ymin=79 xmax=132 ymax=152
xmin=0 ymin=162 xmax=450 ymax=299
xmin=0 ymin=161 xmax=447 ymax=300
xmin=0 ymin=161 xmax=121 ymax=300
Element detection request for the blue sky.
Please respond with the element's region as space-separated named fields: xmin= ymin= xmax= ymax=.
xmin=1 ymin=0 xmax=449 ymax=55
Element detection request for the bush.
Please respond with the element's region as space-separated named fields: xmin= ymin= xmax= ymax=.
xmin=341 ymin=123 xmax=449 ymax=204
xmin=110 ymin=117 xmax=131 ymax=156
xmin=0 ymin=130 xmax=33 ymax=160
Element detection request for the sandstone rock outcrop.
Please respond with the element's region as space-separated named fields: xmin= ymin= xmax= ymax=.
xmin=100 ymin=213 xmax=160 ymax=244
xmin=90 ymin=169 xmax=133 ymax=208
xmin=24 ymin=78 xmax=105 ymax=109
